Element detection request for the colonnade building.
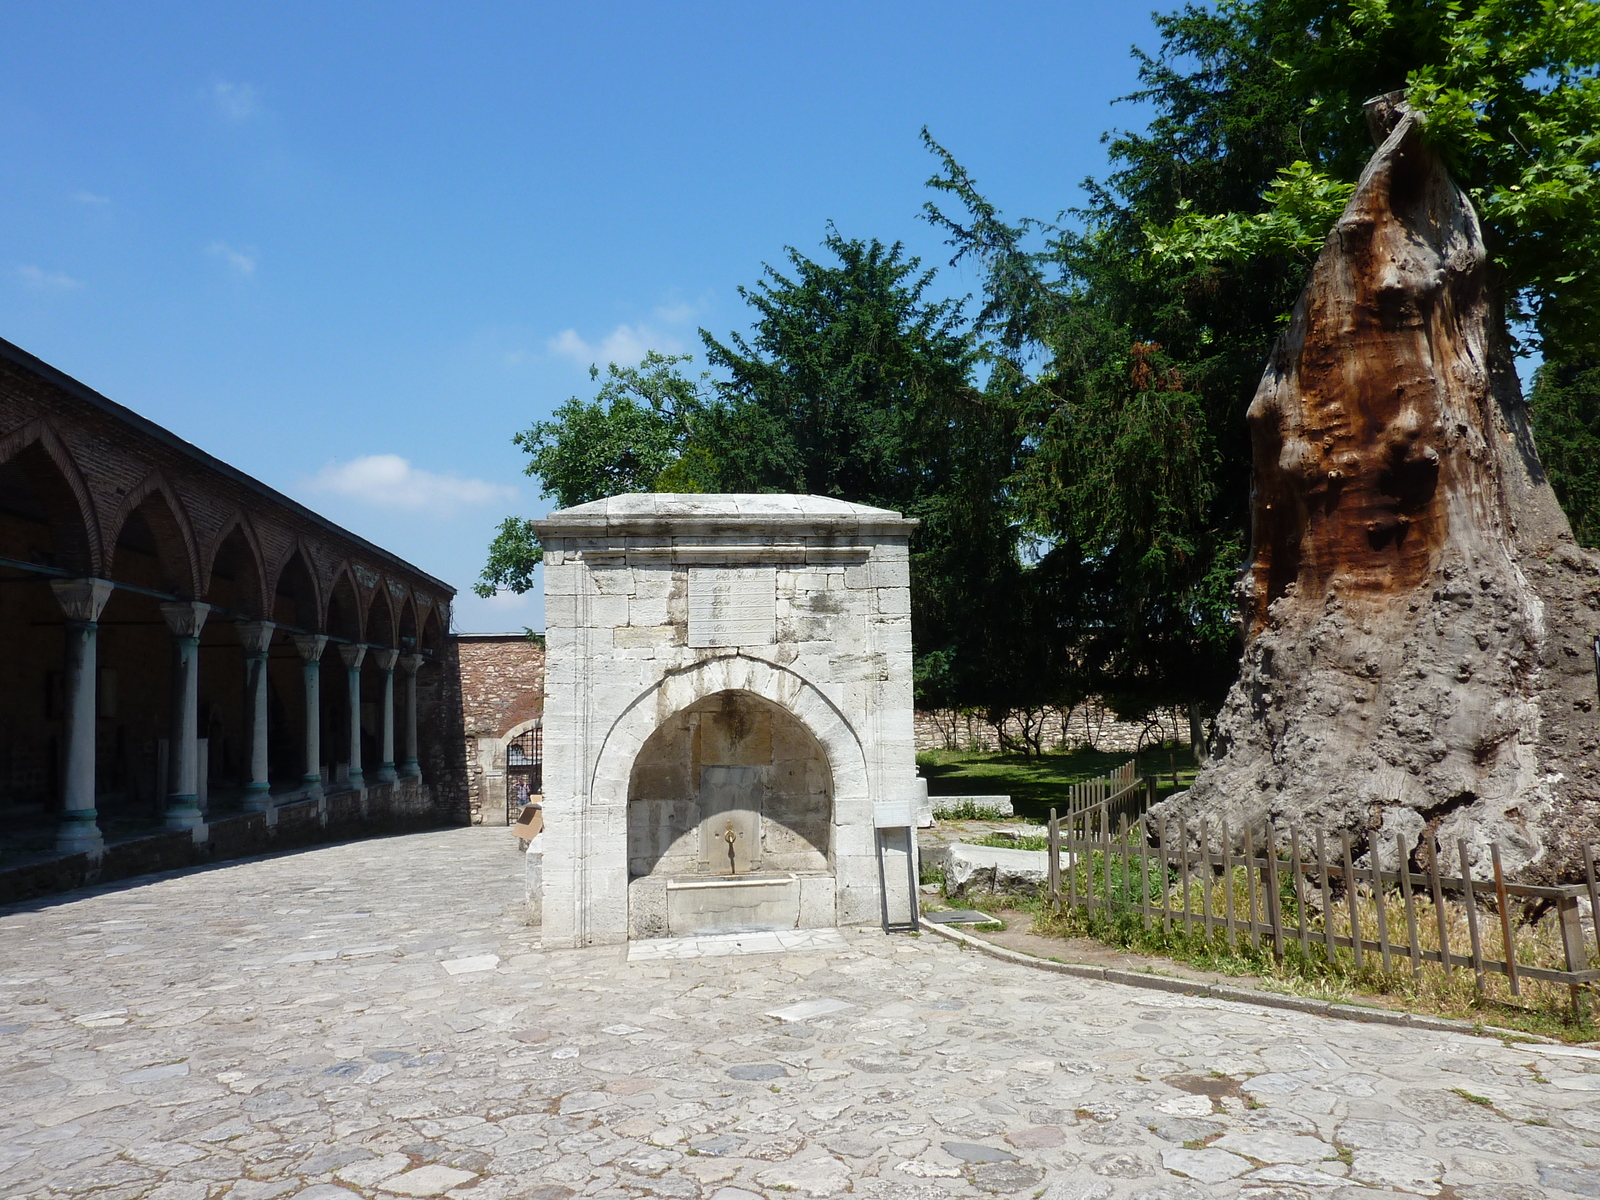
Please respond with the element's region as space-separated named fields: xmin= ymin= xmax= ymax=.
xmin=0 ymin=338 xmax=466 ymax=901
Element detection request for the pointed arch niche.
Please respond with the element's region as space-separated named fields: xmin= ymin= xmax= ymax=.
xmin=0 ymin=438 xmax=100 ymax=816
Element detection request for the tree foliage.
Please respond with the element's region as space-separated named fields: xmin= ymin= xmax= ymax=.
xmin=481 ymin=0 xmax=1600 ymax=732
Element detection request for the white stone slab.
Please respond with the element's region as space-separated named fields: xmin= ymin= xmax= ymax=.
xmin=440 ymin=954 xmax=500 ymax=975
xmin=688 ymin=566 xmax=776 ymax=647
xmin=765 ymin=998 xmax=856 ymax=1022
xmin=628 ymin=928 xmax=846 ymax=962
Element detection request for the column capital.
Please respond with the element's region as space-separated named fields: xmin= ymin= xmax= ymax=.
xmin=292 ymin=633 xmax=328 ymax=661
xmin=371 ymin=648 xmax=400 ymax=671
xmin=50 ymin=578 xmax=114 ymax=623
xmin=159 ymin=600 xmax=210 ymax=639
xmin=338 ymin=642 xmax=368 ymax=669
xmin=399 ymin=653 xmax=423 ymax=675
xmin=236 ymin=620 xmax=276 ymax=656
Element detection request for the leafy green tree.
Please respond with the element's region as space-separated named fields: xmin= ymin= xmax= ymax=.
xmin=1531 ymin=359 xmax=1600 ymax=547
xmin=1143 ymin=0 xmax=1600 ymax=362
xmin=921 ymin=0 xmax=1600 ymax=730
xmin=474 ymin=352 xmax=710 ymax=598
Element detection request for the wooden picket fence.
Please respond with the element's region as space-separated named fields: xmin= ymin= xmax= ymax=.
xmin=1043 ymin=810 xmax=1600 ymax=1013
xmin=1061 ymin=759 xmax=1153 ymax=836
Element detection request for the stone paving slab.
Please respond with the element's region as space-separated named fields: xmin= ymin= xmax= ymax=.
xmin=2 ymin=826 xmax=1599 ymax=1200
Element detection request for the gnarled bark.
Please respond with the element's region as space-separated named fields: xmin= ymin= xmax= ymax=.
xmin=1170 ymin=95 xmax=1600 ymax=882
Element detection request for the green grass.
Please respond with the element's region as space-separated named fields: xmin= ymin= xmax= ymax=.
xmin=918 ymin=745 xmax=1197 ymax=823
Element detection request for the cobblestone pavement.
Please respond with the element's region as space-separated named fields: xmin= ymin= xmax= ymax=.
xmin=3 ymin=827 xmax=1600 ymax=1200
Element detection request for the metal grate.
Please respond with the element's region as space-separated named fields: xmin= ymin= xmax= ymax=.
xmin=506 ymin=722 xmax=542 ymax=806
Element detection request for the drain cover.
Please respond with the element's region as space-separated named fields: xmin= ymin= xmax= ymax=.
xmin=923 ymin=910 xmax=995 ymax=925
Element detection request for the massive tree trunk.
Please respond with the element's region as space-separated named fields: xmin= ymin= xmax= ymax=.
xmin=1171 ymin=94 xmax=1600 ymax=882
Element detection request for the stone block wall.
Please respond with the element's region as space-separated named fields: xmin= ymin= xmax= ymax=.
xmin=915 ymin=703 xmax=1192 ymax=755
xmin=535 ymin=494 xmax=922 ymax=948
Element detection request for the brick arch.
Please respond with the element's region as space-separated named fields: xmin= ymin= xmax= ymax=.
xmin=108 ymin=470 xmax=202 ymax=596
xmin=0 ymin=417 xmax=102 ymax=574
xmin=395 ymin=592 xmax=419 ymax=650
xmin=419 ymin=603 xmax=444 ymax=653
xmin=325 ymin=563 xmax=363 ymax=642
xmin=203 ymin=511 xmax=269 ymax=618
xmin=365 ymin=584 xmax=396 ymax=649
xmin=268 ymin=542 xmax=323 ymax=632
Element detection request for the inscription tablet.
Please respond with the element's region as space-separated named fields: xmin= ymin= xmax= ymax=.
xmin=687 ymin=566 xmax=776 ymax=648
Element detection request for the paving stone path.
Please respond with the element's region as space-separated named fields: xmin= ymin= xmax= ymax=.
xmin=3 ymin=827 xmax=1600 ymax=1200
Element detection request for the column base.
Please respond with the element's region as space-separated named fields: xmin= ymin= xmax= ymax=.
xmin=399 ymin=760 xmax=421 ymax=778
xmin=301 ymin=776 xmax=325 ymax=802
xmin=241 ymin=783 xmax=273 ymax=814
xmin=56 ymin=813 xmax=104 ymax=856
xmin=164 ymin=796 xmax=203 ymax=831
xmin=376 ymin=763 xmax=398 ymax=783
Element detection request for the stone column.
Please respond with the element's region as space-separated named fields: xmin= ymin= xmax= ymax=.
xmin=292 ymin=635 xmax=327 ymax=799
xmin=236 ymin=621 xmax=275 ymax=812
xmin=338 ymin=643 xmax=367 ymax=786
xmin=398 ymin=654 xmax=422 ymax=778
xmin=51 ymin=578 xmax=115 ymax=855
xmin=159 ymin=601 xmax=210 ymax=831
xmin=371 ymin=649 xmax=399 ymax=783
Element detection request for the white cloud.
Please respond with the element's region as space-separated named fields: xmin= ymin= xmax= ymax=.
xmin=213 ymin=81 xmax=261 ymax=121
xmin=653 ymin=300 xmax=701 ymax=324
xmin=71 ymin=190 xmax=110 ymax=205
xmin=306 ymin=454 xmax=516 ymax=514
xmin=546 ymin=323 xmax=684 ymax=368
xmin=207 ymin=241 xmax=257 ymax=277
xmin=14 ymin=265 xmax=83 ymax=293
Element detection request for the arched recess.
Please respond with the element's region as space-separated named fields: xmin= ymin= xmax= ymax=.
xmin=555 ymin=654 xmax=869 ymax=945
xmin=591 ymin=654 xmax=868 ymax=806
xmin=627 ymin=690 xmax=831 ymax=879
xmin=270 ymin=546 xmax=320 ymax=631
xmin=419 ymin=605 xmax=443 ymax=655
xmin=501 ymin=716 xmax=544 ymax=809
xmin=325 ymin=567 xmax=362 ymax=643
xmin=365 ymin=586 xmax=395 ymax=650
xmin=396 ymin=594 xmax=418 ymax=651
xmin=0 ymin=422 xmax=100 ymax=574
xmin=108 ymin=474 xmax=201 ymax=596
xmin=204 ymin=516 xmax=267 ymax=619
xmin=0 ymin=427 xmax=102 ymax=813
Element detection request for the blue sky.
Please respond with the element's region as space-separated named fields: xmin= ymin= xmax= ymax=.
xmin=1 ymin=2 xmax=1164 ymax=631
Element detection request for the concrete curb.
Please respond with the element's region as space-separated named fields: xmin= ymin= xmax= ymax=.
xmin=916 ymin=915 xmax=1562 ymax=1045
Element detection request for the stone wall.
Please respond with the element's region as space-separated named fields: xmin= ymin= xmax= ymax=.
xmin=454 ymin=634 xmax=545 ymax=826
xmin=915 ymin=703 xmax=1191 ymax=755
xmin=535 ymin=493 xmax=921 ymax=948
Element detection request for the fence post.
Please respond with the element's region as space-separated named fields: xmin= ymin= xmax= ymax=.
xmin=1048 ymin=807 xmax=1061 ymax=915
xmin=1584 ymin=844 xmax=1600 ymax=968
xmin=1490 ymin=843 xmax=1519 ymax=997
xmin=1397 ymin=832 xmax=1422 ymax=983
xmin=1341 ymin=833 xmax=1363 ymax=972
xmin=1244 ymin=823 xmax=1259 ymax=952
xmin=1138 ymin=816 xmax=1152 ymax=931
xmin=1458 ymin=840 xmax=1486 ymax=995
xmin=1158 ymin=816 xmax=1171 ymax=936
xmin=1178 ymin=817 xmax=1192 ymax=939
xmin=1316 ymin=828 xmax=1336 ymax=966
xmin=1291 ymin=827 xmax=1308 ymax=962
xmin=1264 ymin=824 xmax=1285 ymax=964
xmin=1371 ymin=837 xmax=1392 ymax=974
xmin=1557 ymin=888 xmax=1590 ymax=1024
xmin=1428 ymin=837 xmax=1453 ymax=977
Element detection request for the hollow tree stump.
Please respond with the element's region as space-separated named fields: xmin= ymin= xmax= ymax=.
xmin=1176 ymin=94 xmax=1600 ymax=881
